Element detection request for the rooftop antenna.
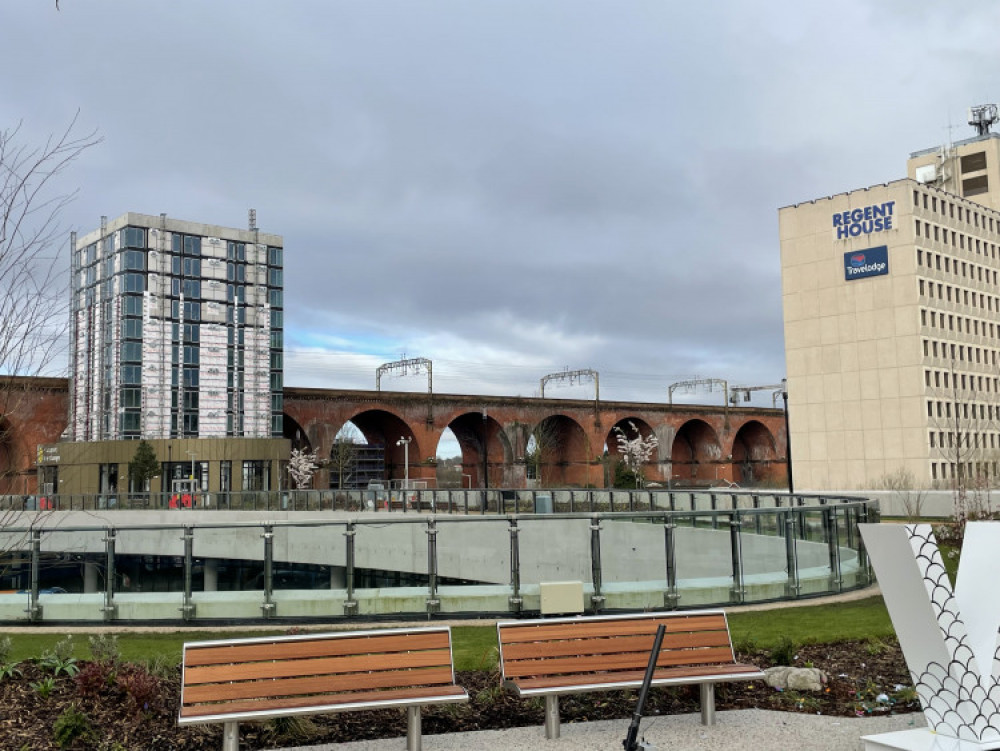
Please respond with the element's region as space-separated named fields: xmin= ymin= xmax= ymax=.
xmin=968 ymin=104 xmax=998 ymax=136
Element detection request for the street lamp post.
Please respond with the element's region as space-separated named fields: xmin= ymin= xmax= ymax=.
xmin=781 ymin=378 xmax=794 ymax=495
xmin=396 ymin=437 xmax=412 ymax=490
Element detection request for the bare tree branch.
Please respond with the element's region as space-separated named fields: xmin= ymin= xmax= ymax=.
xmin=0 ymin=114 xmax=99 ymax=503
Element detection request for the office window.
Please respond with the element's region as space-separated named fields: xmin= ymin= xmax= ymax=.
xmin=123 ymin=294 xmax=143 ymax=317
xmin=123 ymin=226 xmax=145 ymax=248
xmin=123 ymin=273 xmax=145 ymax=293
xmin=122 ymin=319 xmax=142 ymax=339
xmin=242 ymin=460 xmax=269 ymax=491
xmin=121 ymin=342 xmax=142 ymax=362
xmin=123 ymin=249 xmax=145 ymax=270
xmin=120 ymin=388 xmax=141 ymax=408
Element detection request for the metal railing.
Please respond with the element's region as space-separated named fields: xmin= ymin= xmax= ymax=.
xmin=0 ymin=494 xmax=879 ymax=624
xmin=4 ymin=487 xmax=870 ymax=515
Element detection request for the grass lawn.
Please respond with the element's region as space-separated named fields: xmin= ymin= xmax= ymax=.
xmin=0 ymin=594 xmax=896 ymax=670
xmin=728 ymin=595 xmax=893 ymax=650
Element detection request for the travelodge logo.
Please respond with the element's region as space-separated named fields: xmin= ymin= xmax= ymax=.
xmin=844 ymin=245 xmax=889 ymax=281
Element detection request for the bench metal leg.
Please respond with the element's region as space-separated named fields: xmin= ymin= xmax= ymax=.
xmin=222 ymin=720 xmax=239 ymax=751
xmin=407 ymin=705 xmax=422 ymax=751
xmin=544 ymin=694 xmax=561 ymax=739
xmin=700 ymin=683 xmax=715 ymax=726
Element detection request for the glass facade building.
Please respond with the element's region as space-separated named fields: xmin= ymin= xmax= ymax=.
xmin=69 ymin=213 xmax=283 ymax=442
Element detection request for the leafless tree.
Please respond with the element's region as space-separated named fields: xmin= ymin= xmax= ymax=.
xmin=872 ymin=467 xmax=927 ymax=521
xmin=520 ymin=419 xmax=563 ymax=487
xmin=926 ymin=360 xmax=1000 ymax=524
xmin=329 ymin=424 xmax=362 ymax=490
xmin=0 ymin=114 xmax=100 ymax=586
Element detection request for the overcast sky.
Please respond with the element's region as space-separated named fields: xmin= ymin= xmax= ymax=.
xmin=5 ymin=1 xmax=997 ymax=408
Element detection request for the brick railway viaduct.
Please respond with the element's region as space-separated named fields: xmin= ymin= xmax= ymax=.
xmin=0 ymin=378 xmax=789 ymax=492
xmin=283 ymin=388 xmax=788 ymax=489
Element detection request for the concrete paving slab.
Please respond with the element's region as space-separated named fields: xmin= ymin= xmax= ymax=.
xmin=280 ymin=709 xmax=926 ymax=751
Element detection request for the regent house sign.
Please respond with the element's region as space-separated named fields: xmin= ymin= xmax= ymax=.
xmin=832 ymin=201 xmax=896 ymax=240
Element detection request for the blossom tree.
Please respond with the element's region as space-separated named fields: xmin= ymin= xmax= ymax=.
xmin=613 ymin=422 xmax=659 ymax=488
xmin=288 ymin=447 xmax=319 ymax=489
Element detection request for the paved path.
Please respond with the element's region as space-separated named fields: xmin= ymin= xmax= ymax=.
xmin=280 ymin=709 xmax=924 ymax=751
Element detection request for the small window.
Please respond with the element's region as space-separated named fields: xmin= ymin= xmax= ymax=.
xmin=962 ymin=151 xmax=988 ymax=173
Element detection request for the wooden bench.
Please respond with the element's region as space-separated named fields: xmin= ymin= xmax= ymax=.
xmin=179 ymin=626 xmax=468 ymax=751
xmin=497 ymin=610 xmax=763 ymax=739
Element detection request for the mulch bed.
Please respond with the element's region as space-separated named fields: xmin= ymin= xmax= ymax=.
xmin=0 ymin=637 xmax=918 ymax=750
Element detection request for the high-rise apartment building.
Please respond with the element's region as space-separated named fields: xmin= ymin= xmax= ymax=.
xmin=41 ymin=212 xmax=288 ymax=497
xmin=780 ymin=121 xmax=1000 ymax=490
xmin=69 ymin=212 xmax=283 ymax=442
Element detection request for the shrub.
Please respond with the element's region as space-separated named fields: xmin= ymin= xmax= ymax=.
xmin=53 ymin=703 xmax=95 ymax=749
xmin=0 ymin=661 xmax=22 ymax=681
xmin=732 ymin=633 xmax=758 ymax=656
xmin=117 ymin=665 xmax=162 ymax=713
xmin=769 ymin=635 xmax=798 ymax=666
xmin=139 ymin=654 xmax=176 ymax=681
xmin=74 ymin=660 xmax=116 ymax=699
xmin=265 ymin=715 xmax=318 ymax=744
xmin=40 ymin=636 xmax=79 ymax=677
xmin=0 ymin=634 xmax=11 ymax=663
xmin=87 ymin=633 xmax=120 ymax=665
xmin=31 ymin=675 xmax=58 ymax=699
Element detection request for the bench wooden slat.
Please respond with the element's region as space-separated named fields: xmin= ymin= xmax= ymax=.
xmin=510 ymin=663 xmax=764 ymax=693
xmin=184 ymin=630 xmax=450 ymax=667
xmin=181 ymin=683 xmax=468 ymax=720
xmin=183 ymin=665 xmax=457 ymax=704
xmin=498 ymin=614 xmax=728 ymax=644
xmin=499 ymin=631 xmax=731 ymax=661
xmin=185 ymin=647 xmax=452 ymax=685
xmin=501 ymin=646 xmax=738 ymax=678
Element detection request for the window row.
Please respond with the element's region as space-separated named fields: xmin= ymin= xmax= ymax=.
xmin=918 ymin=277 xmax=999 ymax=313
xmin=921 ymin=338 xmax=999 ymax=368
xmin=929 ymin=430 xmax=1000 ymax=451
xmin=927 ymin=399 xmax=1000 ymax=422
xmin=916 ymin=248 xmax=999 ymax=284
xmin=923 ymin=368 xmax=1000 ymax=396
xmin=920 ymin=308 xmax=1000 ymax=340
xmin=914 ymin=220 xmax=1000 ymax=260
xmin=913 ymin=188 xmax=1000 ymax=233
xmin=930 ymin=461 xmax=998 ymax=483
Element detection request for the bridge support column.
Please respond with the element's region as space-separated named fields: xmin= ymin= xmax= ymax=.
xmin=204 ymin=559 xmax=219 ymax=592
xmin=329 ymin=566 xmax=346 ymax=589
xmin=83 ymin=559 xmax=99 ymax=593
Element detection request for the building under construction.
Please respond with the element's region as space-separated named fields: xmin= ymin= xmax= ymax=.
xmin=47 ymin=212 xmax=289 ymax=496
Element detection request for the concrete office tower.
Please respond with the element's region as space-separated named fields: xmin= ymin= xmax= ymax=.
xmin=780 ymin=124 xmax=1000 ymax=490
xmin=68 ymin=212 xmax=283 ymax=442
